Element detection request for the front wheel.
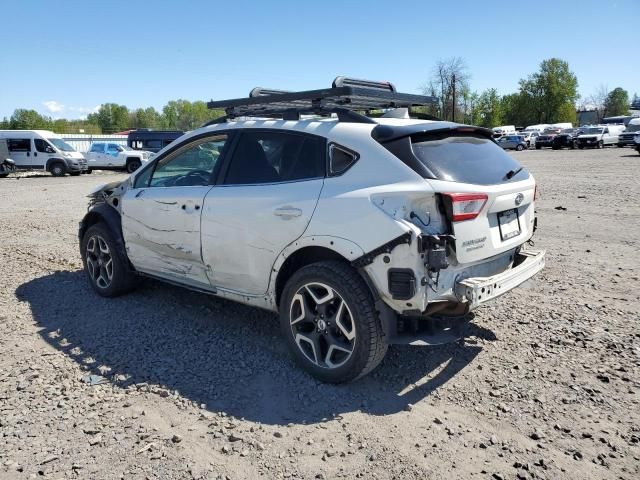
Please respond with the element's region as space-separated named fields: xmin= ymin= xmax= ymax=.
xmin=535 ymin=145 xmax=541 ymax=150
xmin=50 ymin=162 xmax=66 ymax=177
xmin=597 ymin=140 xmax=604 ymax=149
xmin=516 ymin=144 xmax=524 ymax=151
xmin=81 ymin=223 xmax=138 ymax=297
xmin=280 ymin=261 xmax=387 ymax=383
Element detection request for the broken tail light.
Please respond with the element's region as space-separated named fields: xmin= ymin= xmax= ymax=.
xmin=441 ymin=193 xmax=488 ymax=222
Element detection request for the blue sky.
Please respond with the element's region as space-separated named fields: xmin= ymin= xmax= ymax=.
xmin=0 ymin=0 xmax=637 ymax=119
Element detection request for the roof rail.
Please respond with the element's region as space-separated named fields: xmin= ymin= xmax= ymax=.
xmin=206 ymin=76 xmax=437 ymax=124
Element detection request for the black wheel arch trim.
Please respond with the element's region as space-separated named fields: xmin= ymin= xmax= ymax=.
xmin=79 ymin=203 xmax=135 ymax=273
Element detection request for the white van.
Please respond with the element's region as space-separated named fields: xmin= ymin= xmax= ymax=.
xmin=0 ymin=130 xmax=88 ymax=176
xmin=523 ymin=124 xmax=550 ymax=133
xmin=576 ymin=125 xmax=625 ymax=148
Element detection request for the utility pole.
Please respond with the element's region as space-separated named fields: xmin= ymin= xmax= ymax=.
xmin=452 ymin=73 xmax=456 ymax=122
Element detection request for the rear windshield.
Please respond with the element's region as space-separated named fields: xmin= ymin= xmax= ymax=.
xmin=410 ymin=134 xmax=529 ymax=185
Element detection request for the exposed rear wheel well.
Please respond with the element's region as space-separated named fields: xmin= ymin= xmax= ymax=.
xmin=275 ymin=246 xmax=349 ymax=307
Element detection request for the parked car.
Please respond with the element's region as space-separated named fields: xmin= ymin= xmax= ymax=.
xmin=577 ymin=125 xmax=625 ymax=149
xmin=617 ymin=118 xmax=640 ymax=147
xmin=0 ymin=139 xmax=17 ymax=178
xmin=518 ymin=131 xmax=540 ymax=147
xmin=635 ymin=133 xmax=640 ymax=154
xmin=551 ymin=128 xmax=583 ymax=150
xmin=535 ymin=130 xmax=560 ymax=149
xmin=0 ymin=130 xmax=88 ymax=176
xmin=127 ymin=129 xmax=184 ymax=153
xmin=86 ymin=142 xmax=151 ymax=173
xmin=79 ymin=77 xmax=544 ymax=383
xmin=498 ymin=135 xmax=528 ymax=151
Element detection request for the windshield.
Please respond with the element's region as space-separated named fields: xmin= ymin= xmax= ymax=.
xmin=409 ymin=134 xmax=529 ymax=185
xmin=583 ymin=128 xmax=604 ymax=134
xmin=47 ymin=138 xmax=75 ymax=152
xmin=624 ymin=123 xmax=640 ymax=133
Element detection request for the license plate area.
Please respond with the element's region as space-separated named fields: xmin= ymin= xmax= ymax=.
xmin=498 ymin=208 xmax=521 ymax=241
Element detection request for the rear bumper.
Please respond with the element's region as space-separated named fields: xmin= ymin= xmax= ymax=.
xmin=454 ymin=248 xmax=545 ymax=309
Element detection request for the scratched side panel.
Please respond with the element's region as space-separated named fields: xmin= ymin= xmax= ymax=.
xmin=121 ymin=186 xmax=213 ymax=287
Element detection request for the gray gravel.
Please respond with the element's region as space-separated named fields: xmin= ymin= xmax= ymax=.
xmin=0 ymin=147 xmax=639 ymax=479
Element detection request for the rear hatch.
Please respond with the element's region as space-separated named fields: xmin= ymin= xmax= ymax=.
xmin=373 ymin=123 xmax=536 ymax=264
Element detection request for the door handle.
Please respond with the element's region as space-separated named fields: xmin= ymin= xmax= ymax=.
xmin=34 ymin=152 xmax=37 ymax=157
xmin=274 ymin=206 xmax=302 ymax=218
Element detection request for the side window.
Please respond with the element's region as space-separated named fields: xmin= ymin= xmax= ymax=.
xmin=7 ymin=139 xmax=31 ymax=152
xmin=107 ymin=144 xmax=121 ymax=152
xmin=34 ymin=138 xmax=53 ymax=153
xmin=146 ymin=140 xmax=162 ymax=149
xmin=329 ymin=143 xmax=358 ymax=176
xmin=147 ymin=135 xmax=228 ymax=188
xmin=224 ymin=131 xmax=325 ymax=185
xmin=90 ymin=143 xmax=103 ymax=153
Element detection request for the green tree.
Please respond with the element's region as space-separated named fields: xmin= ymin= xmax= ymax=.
xmin=130 ymin=107 xmax=162 ymax=129
xmin=0 ymin=117 xmax=9 ymax=129
xmin=474 ymin=88 xmax=502 ymax=127
xmin=161 ymin=100 xmax=223 ymax=130
xmin=518 ymin=58 xmax=578 ymax=124
xmin=87 ymin=103 xmax=130 ymax=133
xmin=604 ymin=87 xmax=629 ymax=117
xmin=9 ymin=109 xmax=52 ymax=129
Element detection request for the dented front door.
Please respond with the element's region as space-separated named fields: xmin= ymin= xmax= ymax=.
xmin=121 ymin=186 xmax=213 ymax=288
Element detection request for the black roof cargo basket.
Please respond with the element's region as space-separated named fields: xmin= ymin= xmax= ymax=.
xmin=206 ymin=76 xmax=438 ymax=124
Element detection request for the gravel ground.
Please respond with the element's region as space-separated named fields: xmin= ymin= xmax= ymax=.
xmin=0 ymin=147 xmax=639 ymax=480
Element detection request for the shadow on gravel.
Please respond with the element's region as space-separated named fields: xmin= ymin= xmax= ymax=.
xmin=17 ymin=270 xmax=491 ymax=426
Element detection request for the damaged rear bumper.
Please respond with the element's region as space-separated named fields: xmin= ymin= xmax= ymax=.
xmin=454 ymin=248 xmax=545 ymax=309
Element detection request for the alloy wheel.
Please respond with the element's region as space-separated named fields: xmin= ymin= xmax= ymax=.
xmin=85 ymin=235 xmax=113 ymax=289
xmin=289 ymin=282 xmax=356 ymax=369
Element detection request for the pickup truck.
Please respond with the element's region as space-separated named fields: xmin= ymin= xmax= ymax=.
xmin=85 ymin=143 xmax=151 ymax=173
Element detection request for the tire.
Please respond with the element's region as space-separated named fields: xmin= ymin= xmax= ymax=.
xmin=70 ymin=171 xmax=81 ymax=176
xmin=570 ymin=141 xmax=577 ymax=150
xmin=49 ymin=161 xmax=66 ymax=177
xmin=578 ymin=145 xmax=584 ymax=150
xmin=516 ymin=144 xmax=524 ymax=151
xmin=0 ymin=173 xmax=8 ymax=179
xmin=279 ymin=261 xmax=387 ymax=383
xmin=535 ymin=145 xmax=541 ymax=150
xmin=81 ymin=223 xmax=138 ymax=297
xmin=597 ymin=140 xmax=604 ymax=149
xmin=85 ymin=169 xmax=93 ymax=174
xmin=552 ymin=145 xmax=559 ymax=150
xmin=617 ymin=144 xmax=623 ymax=148
xmin=126 ymin=158 xmax=142 ymax=173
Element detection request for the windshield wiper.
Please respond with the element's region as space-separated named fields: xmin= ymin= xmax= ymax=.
xmin=504 ymin=167 xmax=523 ymax=180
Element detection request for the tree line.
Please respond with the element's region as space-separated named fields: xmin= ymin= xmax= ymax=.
xmin=0 ymin=100 xmax=225 ymax=134
xmin=421 ymin=57 xmax=635 ymax=128
xmin=0 ymin=57 xmax=636 ymax=134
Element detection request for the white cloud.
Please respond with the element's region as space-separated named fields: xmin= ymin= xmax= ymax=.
xmin=43 ymin=100 xmax=65 ymax=113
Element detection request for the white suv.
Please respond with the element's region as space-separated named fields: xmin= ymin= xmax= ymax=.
xmin=79 ymin=78 xmax=545 ymax=383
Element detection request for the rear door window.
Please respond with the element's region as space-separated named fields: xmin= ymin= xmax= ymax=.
xmin=410 ymin=134 xmax=529 ymax=185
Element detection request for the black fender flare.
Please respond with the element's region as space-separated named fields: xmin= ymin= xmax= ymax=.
xmin=78 ymin=204 xmax=134 ymax=272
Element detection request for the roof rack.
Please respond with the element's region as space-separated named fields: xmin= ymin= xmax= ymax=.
xmin=206 ymin=76 xmax=438 ymax=124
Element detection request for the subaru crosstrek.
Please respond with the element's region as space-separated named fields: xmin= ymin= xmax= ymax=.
xmin=79 ymin=78 xmax=545 ymax=383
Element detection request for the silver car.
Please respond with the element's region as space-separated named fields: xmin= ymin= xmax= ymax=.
xmin=498 ymin=135 xmax=528 ymax=151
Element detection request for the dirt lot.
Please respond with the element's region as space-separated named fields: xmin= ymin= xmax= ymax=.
xmin=0 ymin=147 xmax=638 ymax=480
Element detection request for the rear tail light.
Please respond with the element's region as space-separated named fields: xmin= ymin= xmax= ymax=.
xmin=441 ymin=193 xmax=488 ymax=222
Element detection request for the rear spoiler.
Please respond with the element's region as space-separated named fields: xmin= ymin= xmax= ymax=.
xmin=372 ymin=124 xmax=494 ymax=143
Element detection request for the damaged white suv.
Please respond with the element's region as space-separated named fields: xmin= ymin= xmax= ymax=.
xmin=79 ymin=77 xmax=545 ymax=383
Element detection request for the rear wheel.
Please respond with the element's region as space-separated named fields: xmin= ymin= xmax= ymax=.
xmin=280 ymin=261 xmax=387 ymax=383
xmin=126 ymin=158 xmax=142 ymax=173
xmin=81 ymin=223 xmax=137 ymax=297
xmin=49 ymin=161 xmax=66 ymax=177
